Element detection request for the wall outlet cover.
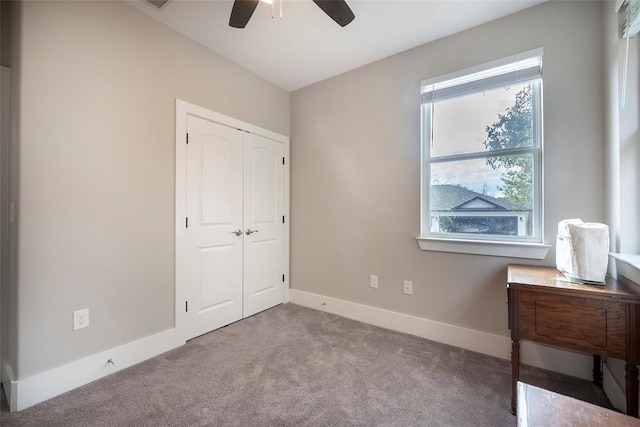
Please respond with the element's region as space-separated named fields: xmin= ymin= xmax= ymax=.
xmin=73 ymin=308 xmax=90 ymax=331
xmin=370 ymin=274 xmax=379 ymax=288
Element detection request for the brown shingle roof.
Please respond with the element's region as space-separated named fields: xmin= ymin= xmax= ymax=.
xmin=430 ymin=185 xmax=529 ymax=212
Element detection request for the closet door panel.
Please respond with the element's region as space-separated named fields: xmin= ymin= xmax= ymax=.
xmin=243 ymin=132 xmax=284 ymax=317
xmin=185 ymin=115 xmax=243 ymax=340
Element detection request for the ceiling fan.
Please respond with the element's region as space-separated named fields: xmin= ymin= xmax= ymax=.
xmin=229 ymin=0 xmax=355 ymax=28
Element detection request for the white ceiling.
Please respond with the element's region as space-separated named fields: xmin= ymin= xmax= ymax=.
xmin=128 ymin=0 xmax=546 ymax=91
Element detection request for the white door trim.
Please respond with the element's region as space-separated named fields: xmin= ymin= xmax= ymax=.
xmin=175 ymin=99 xmax=290 ymax=342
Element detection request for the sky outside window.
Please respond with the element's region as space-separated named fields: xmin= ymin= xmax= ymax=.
xmin=430 ymin=83 xmax=531 ymax=197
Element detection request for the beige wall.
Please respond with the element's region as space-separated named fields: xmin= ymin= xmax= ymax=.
xmin=603 ymin=0 xmax=640 ymax=410
xmin=11 ymin=0 xmax=289 ymax=379
xmin=0 ymin=66 xmax=9 ymax=382
xmin=2 ymin=0 xmax=20 ymax=386
xmin=291 ymin=1 xmax=605 ymax=336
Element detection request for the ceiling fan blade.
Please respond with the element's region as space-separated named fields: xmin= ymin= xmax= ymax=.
xmin=229 ymin=0 xmax=260 ymax=28
xmin=312 ymin=0 xmax=355 ymax=27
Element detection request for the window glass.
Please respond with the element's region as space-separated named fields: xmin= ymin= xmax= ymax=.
xmin=431 ymin=83 xmax=533 ymax=158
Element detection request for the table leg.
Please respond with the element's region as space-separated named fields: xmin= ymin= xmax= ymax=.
xmin=593 ymin=355 xmax=602 ymax=387
xmin=626 ymin=363 xmax=639 ymax=418
xmin=511 ymin=339 xmax=520 ymax=415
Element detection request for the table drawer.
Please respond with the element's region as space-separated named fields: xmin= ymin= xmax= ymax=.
xmin=518 ymin=291 xmax=626 ymax=358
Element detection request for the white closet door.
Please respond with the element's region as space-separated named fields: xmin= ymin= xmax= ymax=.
xmin=185 ymin=115 xmax=243 ymax=340
xmin=243 ymin=132 xmax=284 ymax=317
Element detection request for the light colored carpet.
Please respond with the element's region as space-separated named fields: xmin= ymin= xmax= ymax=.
xmin=0 ymin=303 xmax=612 ymax=426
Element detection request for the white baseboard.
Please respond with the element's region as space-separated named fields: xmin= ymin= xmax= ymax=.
xmin=290 ymin=289 xmax=593 ymax=380
xmin=2 ymin=362 xmax=18 ymax=411
xmin=10 ymin=328 xmax=183 ymax=411
xmin=604 ymin=361 xmax=628 ymax=414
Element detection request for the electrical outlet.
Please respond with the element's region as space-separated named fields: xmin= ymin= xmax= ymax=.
xmin=370 ymin=274 xmax=378 ymax=289
xmin=403 ymin=280 xmax=413 ymax=295
xmin=73 ymin=308 xmax=89 ymax=331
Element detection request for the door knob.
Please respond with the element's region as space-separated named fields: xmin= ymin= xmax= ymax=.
xmin=245 ymin=229 xmax=259 ymax=235
xmin=231 ymin=229 xmax=243 ymax=236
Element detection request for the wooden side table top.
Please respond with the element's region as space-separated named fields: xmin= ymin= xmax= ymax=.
xmin=507 ymin=264 xmax=640 ymax=302
xmin=517 ymin=382 xmax=640 ymax=426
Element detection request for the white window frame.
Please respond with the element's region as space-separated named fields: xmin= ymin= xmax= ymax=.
xmin=417 ymin=49 xmax=550 ymax=259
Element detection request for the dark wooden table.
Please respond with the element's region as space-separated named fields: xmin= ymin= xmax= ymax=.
xmin=507 ymin=264 xmax=640 ymax=418
xmin=517 ymin=381 xmax=640 ymax=426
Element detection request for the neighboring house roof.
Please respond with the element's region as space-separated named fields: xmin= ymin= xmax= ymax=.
xmin=430 ymin=184 xmax=530 ymax=212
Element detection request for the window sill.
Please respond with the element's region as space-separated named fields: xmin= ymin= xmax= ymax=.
xmin=610 ymin=253 xmax=640 ymax=286
xmin=416 ymin=237 xmax=551 ymax=260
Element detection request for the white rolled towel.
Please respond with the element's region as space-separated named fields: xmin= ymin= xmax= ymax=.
xmin=556 ymin=219 xmax=609 ymax=283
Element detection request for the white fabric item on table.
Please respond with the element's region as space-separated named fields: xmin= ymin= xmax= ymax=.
xmin=556 ymin=219 xmax=609 ymax=283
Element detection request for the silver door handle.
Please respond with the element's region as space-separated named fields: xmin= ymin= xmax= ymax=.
xmin=245 ymin=229 xmax=259 ymax=235
xmin=231 ymin=229 xmax=243 ymax=236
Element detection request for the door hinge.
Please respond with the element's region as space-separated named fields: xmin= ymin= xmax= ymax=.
xmin=186 ymin=217 xmax=189 ymax=228
xmin=282 ymin=157 xmax=285 ymax=165
xmin=282 ymin=274 xmax=285 ymax=282
xmin=186 ymin=133 xmax=189 ymax=144
xmin=185 ymin=301 xmax=188 ymax=312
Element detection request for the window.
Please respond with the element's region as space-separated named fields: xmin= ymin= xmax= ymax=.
xmin=419 ymin=50 xmax=546 ymax=256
